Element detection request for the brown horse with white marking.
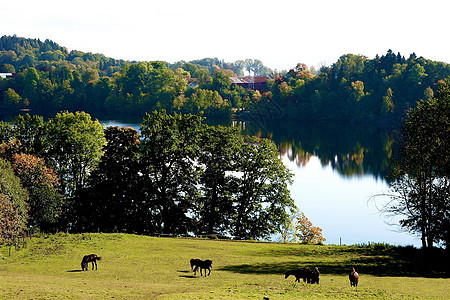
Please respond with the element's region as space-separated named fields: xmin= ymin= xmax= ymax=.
xmin=81 ymin=254 xmax=101 ymax=271
xmin=349 ymin=267 xmax=359 ymax=287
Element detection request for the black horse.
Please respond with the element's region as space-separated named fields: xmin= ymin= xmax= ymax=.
xmin=81 ymin=254 xmax=101 ymax=271
xmin=191 ymin=259 xmax=212 ymax=277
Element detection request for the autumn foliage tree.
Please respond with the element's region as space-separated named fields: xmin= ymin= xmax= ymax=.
xmin=12 ymin=153 xmax=62 ymax=230
xmin=280 ymin=208 xmax=326 ymax=244
xmin=296 ymin=211 xmax=326 ymax=244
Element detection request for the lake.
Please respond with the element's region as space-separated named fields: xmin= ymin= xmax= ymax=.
xmin=101 ymin=118 xmax=421 ymax=247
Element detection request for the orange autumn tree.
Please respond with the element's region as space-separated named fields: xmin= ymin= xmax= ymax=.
xmin=280 ymin=208 xmax=326 ymax=244
xmin=12 ymin=153 xmax=62 ymax=230
xmin=295 ymin=211 xmax=326 ymax=244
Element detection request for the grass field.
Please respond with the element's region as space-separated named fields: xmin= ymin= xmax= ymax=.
xmin=0 ymin=233 xmax=448 ymax=299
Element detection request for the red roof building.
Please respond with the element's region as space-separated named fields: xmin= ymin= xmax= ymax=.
xmin=230 ymin=76 xmax=269 ymax=91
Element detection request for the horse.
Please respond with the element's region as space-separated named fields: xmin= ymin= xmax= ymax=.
xmin=349 ymin=267 xmax=359 ymax=287
xmin=190 ymin=258 xmax=202 ymax=271
xmin=81 ymin=254 xmax=101 ymax=271
xmin=191 ymin=259 xmax=212 ymax=277
xmin=285 ymin=267 xmax=311 ymax=283
xmin=311 ymin=267 xmax=320 ymax=284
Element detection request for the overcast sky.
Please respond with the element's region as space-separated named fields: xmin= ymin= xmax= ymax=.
xmin=1 ymin=0 xmax=449 ymax=71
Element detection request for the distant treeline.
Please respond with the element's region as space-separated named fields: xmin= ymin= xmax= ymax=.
xmin=1 ymin=35 xmax=450 ymax=124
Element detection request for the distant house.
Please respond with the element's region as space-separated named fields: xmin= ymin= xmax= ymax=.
xmin=230 ymin=76 xmax=269 ymax=91
xmin=0 ymin=73 xmax=16 ymax=79
xmin=187 ymin=78 xmax=199 ymax=88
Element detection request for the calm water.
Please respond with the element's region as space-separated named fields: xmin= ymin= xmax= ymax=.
xmin=101 ymin=119 xmax=421 ymax=247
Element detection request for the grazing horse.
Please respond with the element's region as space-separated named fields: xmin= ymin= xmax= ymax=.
xmin=191 ymin=259 xmax=213 ymax=277
xmin=285 ymin=268 xmax=311 ymax=283
xmin=349 ymin=267 xmax=359 ymax=287
xmin=81 ymin=254 xmax=101 ymax=271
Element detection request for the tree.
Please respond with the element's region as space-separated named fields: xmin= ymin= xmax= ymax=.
xmin=4 ymin=88 xmax=21 ymax=104
xmin=195 ymin=125 xmax=242 ymax=234
xmin=75 ymin=126 xmax=142 ymax=233
xmin=232 ymin=137 xmax=295 ymax=240
xmin=385 ymin=79 xmax=450 ymax=248
xmin=279 ymin=208 xmax=325 ymax=244
xmin=11 ymin=114 xmax=45 ymax=155
xmin=380 ymin=87 xmax=395 ymax=116
xmin=42 ymin=111 xmax=106 ymax=198
xmin=295 ymin=211 xmax=326 ymax=244
xmin=0 ymin=63 xmax=15 ymax=73
xmin=0 ymin=121 xmax=13 ymax=143
xmin=140 ymin=110 xmax=204 ymax=234
xmin=12 ymin=153 xmax=62 ymax=231
xmin=243 ymin=59 xmax=271 ymax=76
xmin=0 ymin=159 xmax=28 ymax=246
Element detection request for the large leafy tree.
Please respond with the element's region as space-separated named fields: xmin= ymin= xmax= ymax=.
xmin=11 ymin=113 xmax=45 ymax=155
xmin=42 ymin=111 xmax=106 ymax=198
xmin=232 ymin=137 xmax=295 ymax=240
xmin=195 ymin=125 xmax=242 ymax=234
xmin=75 ymin=126 xmax=143 ymax=233
xmin=386 ymin=79 xmax=450 ymax=248
xmin=140 ymin=110 xmax=204 ymax=234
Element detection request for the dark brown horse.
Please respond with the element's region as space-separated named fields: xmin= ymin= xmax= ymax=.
xmin=349 ymin=267 xmax=359 ymax=287
xmin=191 ymin=259 xmax=212 ymax=277
xmin=311 ymin=267 xmax=320 ymax=284
xmin=285 ymin=267 xmax=320 ymax=284
xmin=190 ymin=258 xmax=201 ymax=271
xmin=285 ymin=268 xmax=311 ymax=283
xmin=81 ymin=254 xmax=101 ymax=271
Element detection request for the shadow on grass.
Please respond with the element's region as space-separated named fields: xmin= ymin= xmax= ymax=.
xmin=179 ymin=275 xmax=199 ymax=278
xmin=66 ymin=270 xmax=83 ymax=273
xmin=178 ymin=270 xmax=199 ymax=278
xmin=218 ymin=247 xmax=449 ymax=278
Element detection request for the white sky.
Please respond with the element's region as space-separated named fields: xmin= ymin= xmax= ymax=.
xmin=1 ymin=0 xmax=449 ymax=71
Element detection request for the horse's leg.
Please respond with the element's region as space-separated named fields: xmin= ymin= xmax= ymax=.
xmin=94 ymin=260 xmax=97 ymax=270
xmin=207 ymin=268 xmax=211 ymax=276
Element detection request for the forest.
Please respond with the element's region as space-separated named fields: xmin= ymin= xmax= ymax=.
xmin=2 ymin=35 xmax=450 ymax=124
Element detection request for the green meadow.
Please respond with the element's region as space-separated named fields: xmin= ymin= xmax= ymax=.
xmin=0 ymin=233 xmax=448 ymax=299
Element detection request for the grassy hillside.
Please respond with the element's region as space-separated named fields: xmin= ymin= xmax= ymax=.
xmin=0 ymin=233 xmax=448 ymax=299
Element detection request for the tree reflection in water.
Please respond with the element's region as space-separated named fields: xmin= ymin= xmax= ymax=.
xmin=237 ymin=120 xmax=394 ymax=180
